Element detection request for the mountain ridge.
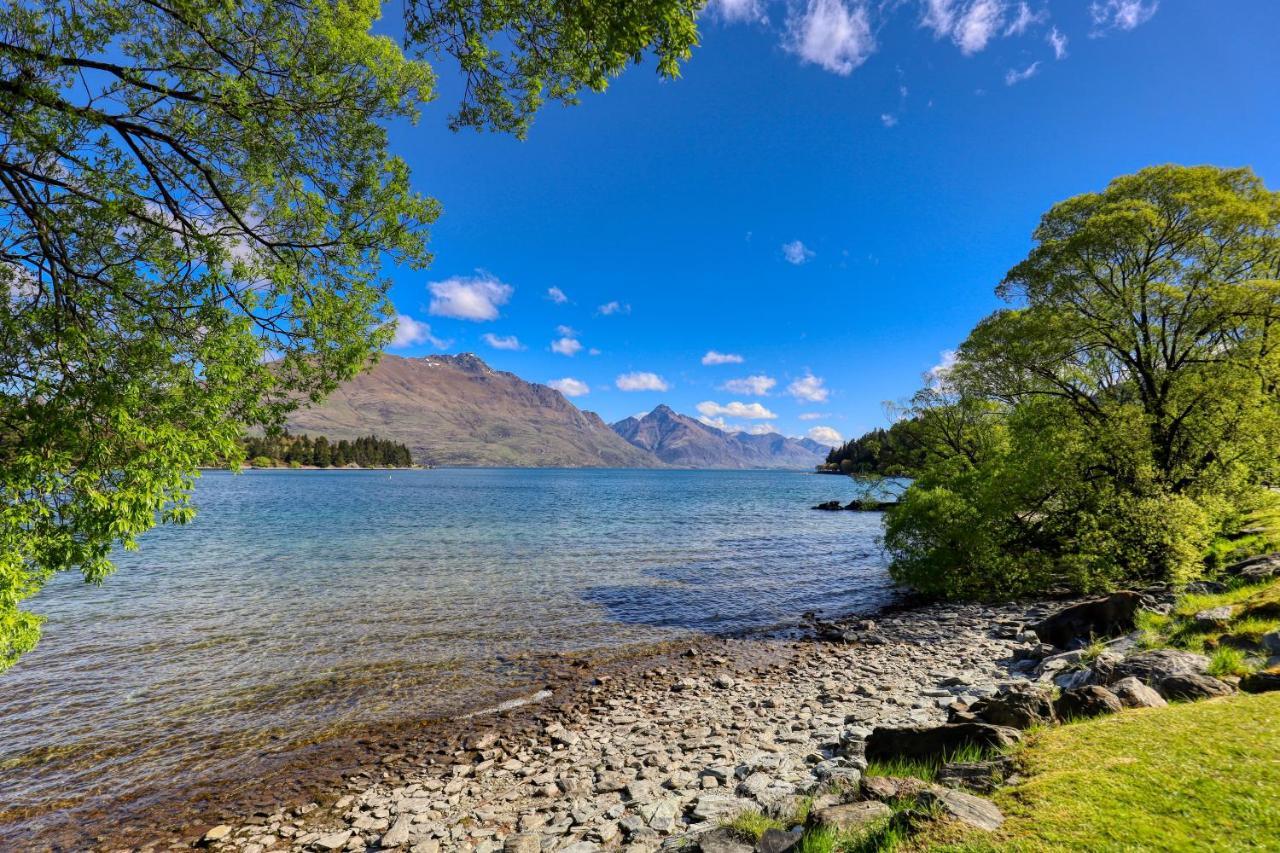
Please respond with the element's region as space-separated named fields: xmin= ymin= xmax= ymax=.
xmin=610 ymin=404 xmax=828 ymax=469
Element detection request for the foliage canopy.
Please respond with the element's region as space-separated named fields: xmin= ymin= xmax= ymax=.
xmin=885 ymin=165 xmax=1280 ymax=598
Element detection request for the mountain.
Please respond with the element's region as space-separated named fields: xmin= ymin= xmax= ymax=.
xmin=611 ymin=405 xmax=829 ymax=469
xmin=285 ymin=353 xmax=661 ymax=468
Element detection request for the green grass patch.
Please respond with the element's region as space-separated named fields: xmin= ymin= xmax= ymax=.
xmin=921 ymin=692 xmax=1280 ymax=851
xmin=1204 ymin=495 xmax=1280 ymax=571
xmin=723 ymin=809 xmax=785 ymax=841
xmin=1136 ymin=577 xmax=1280 ymax=667
xmin=1207 ymin=646 xmax=1251 ymax=678
xmin=863 ymin=743 xmax=993 ymax=783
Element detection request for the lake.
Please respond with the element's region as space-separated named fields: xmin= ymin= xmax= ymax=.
xmin=0 ymin=468 xmax=897 ymax=844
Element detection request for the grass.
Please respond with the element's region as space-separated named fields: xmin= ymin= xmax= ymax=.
xmin=863 ymin=743 xmax=993 ymax=784
xmin=1135 ymin=577 xmax=1280 ymax=668
xmin=914 ymin=692 xmax=1280 ymax=851
xmin=1207 ymin=646 xmax=1250 ymax=678
xmin=724 ymin=809 xmax=786 ymax=841
xmin=1204 ymin=495 xmax=1280 ymax=571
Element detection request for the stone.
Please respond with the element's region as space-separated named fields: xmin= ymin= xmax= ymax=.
xmin=1031 ymin=592 xmax=1146 ymax=648
xmin=968 ymin=684 xmax=1055 ymax=729
xmin=713 ymin=673 xmax=736 ymax=689
xmin=560 ymin=843 xmax=600 ymax=853
xmin=865 ymin=722 xmax=1021 ymax=762
xmin=503 ymin=835 xmax=541 ymax=853
xmin=859 ymin=776 xmax=942 ymax=803
xmin=756 ymin=828 xmax=802 ymax=853
xmin=1158 ymin=673 xmax=1235 ymax=701
xmin=1192 ymin=606 xmax=1237 ymax=630
xmin=1054 ymin=686 xmax=1122 ymax=720
xmin=596 ymin=771 xmax=633 ymax=793
xmin=411 ymin=841 xmax=440 ymax=853
xmin=917 ymin=789 xmax=1004 ymax=832
xmin=935 ymin=758 xmax=1012 ymax=794
xmin=1107 ymin=649 xmax=1209 ymax=685
xmin=1224 ymin=552 xmax=1280 ymax=582
xmin=202 ymin=825 xmax=233 ymax=843
xmin=1241 ymin=668 xmax=1280 ymax=694
xmin=695 ymin=828 xmax=753 ymax=853
xmin=1109 ymin=676 xmax=1167 ymax=709
xmin=689 ymin=795 xmax=755 ymax=823
xmin=381 ymin=815 xmax=414 ymax=848
xmin=810 ymin=801 xmax=892 ymax=832
xmin=1262 ymin=631 xmax=1280 ymax=656
xmin=312 ymin=831 xmax=352 ymax=852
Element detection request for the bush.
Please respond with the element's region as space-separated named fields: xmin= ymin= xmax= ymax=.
xmin=250 ymin=456 xmax=275 ymax=468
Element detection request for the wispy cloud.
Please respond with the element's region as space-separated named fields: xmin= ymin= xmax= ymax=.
xmin=551 ymin=336 xmax=583 ymax=356
xmin=1003 ymin=1 xmax=1045 ymax=36
xmin=427 ymin=272 xmax=513 ymax=321
xmin=616 ymin=372 xmax=670 ymax=392
xmin=797 ymin=412 xmax=829 ymax=421
xmin=788 ymin=372 xmax=829 ymax=403
xmin=721 ymin=374 xmax=777 ymax=395
xmin=705 ymin=0 xmax=768 ymax=24
xmin=597 ymin=300 xmax=631 ymax=316
xmin=784 ymin=0 xmax=876 ymax=76
xmin=548 ymin=377 xmax=589 ymax=397
xmin=782 ymin=239 xmax=816 ymax=265
xmin=696 ymin=400 xmax=778 ymax=420
xmin=928 ymin=349 xmax=959 ymax=386
xmin=390 ymin=314 xmax=447 ymax=349
xmin=702 ymin=350 xmax=745 ymax=365
xmin=807 ymin=425 xmax=843 ymax=446
xmin=546 ymin=286 xmax=569 ymax=304
xmin=881 ymin=113 xmax=899 ymax=128
xmin=1005 ymin=60 xmax=1040 ymax=86
xmin=1048 ymin=26 xmax=1069 ymax=59
xmin=1090 ymin=0 xmax=1159 ymax=33
xmin=481 ymin=333 xmax=523 ymax=351
xmin=953 ymin=0 xmax=1005 ymax=55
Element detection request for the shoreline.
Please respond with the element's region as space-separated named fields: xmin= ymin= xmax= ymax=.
xmin=34 ymin=591 xmax=1081 ymax=853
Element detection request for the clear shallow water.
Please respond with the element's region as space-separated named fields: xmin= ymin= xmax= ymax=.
xmin=0 ymin=469 xmax=895 ymax=842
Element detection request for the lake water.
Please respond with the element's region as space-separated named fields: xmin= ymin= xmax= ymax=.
xmin=0 ymin=469 xmax=897 ymax=845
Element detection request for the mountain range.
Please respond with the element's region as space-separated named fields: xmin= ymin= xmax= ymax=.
xmin=285 ymin=353 xmax=829 ymax=469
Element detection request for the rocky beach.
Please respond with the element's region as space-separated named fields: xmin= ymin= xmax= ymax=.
xmin=140 ymin=595 xmax=1071 ymax=853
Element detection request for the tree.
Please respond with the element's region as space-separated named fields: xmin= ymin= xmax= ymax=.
xmin=0 ymin=0 xmax=703 ymax=670
xmin=886 ymin=166 xmax=1280 ymax=598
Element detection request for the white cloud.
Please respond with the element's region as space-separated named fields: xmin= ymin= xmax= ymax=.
xmin=696 ymin=400 xmax=779 ymax=420
xmin=548 ymin=377 xmax=590 ymax=397
xmin=784 ymin=0 xmax=876 ymax=76
xmin=1090 ymin=0 xmax=1158 ymax=32
xmin=1048 ymin=26 xmax=1068 ymax=59
xmin=705 ymin=0 xmax=768 ymax=24
xmin=797 ymin=412 xmax=829 ymax=421
xmin=1003 ymin=1 xmax=1044 ymax=36
xmin=787 ymin=372 xmax=829 ymax=403
xmin=807 ymin=425 xmax=844 ymax=446
xmin=782 ymin=239 xmax=816 ymax=265
xmin=390 ymin=314 xmax=446 ymax=349
xmin=427 ymin=272 xmax=513 ymax=321
xmin=928 ymin=349 xmax=959 ymax=386
xmin=481 ymin=333 xmax=523 ymax=351
xmin=616 ymin=372 xmax=670 ymax=392
xmin=546 ymin=286 xmax=569 ymax=304
xmin=702 ymin=350 xmax=745 ymax=365
xmin=551 ymin=336 xmax=583 ymax=356
xmin=698 ymin=415 xmax=738 ymax=432
xmin=556 ymin=324 xmax=577 ymax=336
xmin=721 ymin=374 xmax=777 ymax=395
xmin=597 ymin=300 xmax=630 ymax=316
xmin=748 ymin=424 xmax=781 ymax=436
xmin=1005 ymin=60 xmax=1040 ymax=86
xmin=953 ymin=0 xmax=1004 ymax=54
xmin=881 ymin=113 xmax=899 ymax=128
xmin=921 ymin=0 xmax=957 ymax=36
xmin=588 ymin=347 xmax=602 ymax=356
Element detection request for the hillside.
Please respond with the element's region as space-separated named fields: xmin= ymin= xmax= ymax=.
xmin=286 ymin=354 xmax=661 ymax=468
xmin=611 ymin=405 xmax=829 ymax=469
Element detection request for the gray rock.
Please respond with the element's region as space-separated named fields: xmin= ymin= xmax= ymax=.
xmin=1107 ymin=650 xmax=1209 ymax=685
xmin=695 ymin=828 xmax=753 ymax=853
xmin=503 ymin=834 xmax=541 ymax=853
xmin=1031 ymin=592 xmax=1145 ymax=648
xmin=936 ymin=758 xmax=1012 ymax=794
xmin=202 ymin=825 xmax=233 ymax=843
xmin=1109 ymin=676 xmax=1167 ymax=709
xmin=689 ymin=795 xmax=754 ymax=823
xmin=381 ymin=815 xmax=415 ymax=848
xmin=1158 ymin=673 xmax=1235 ymax=701
xmin=1192 ymin=606 xmax=1237 ymax=630
xmin=1054 ymin=686 xmax=1123 ymax=720
xmin=810 ymin=801 xmax=892 ymax=832
xmin=596 ymin=771 xmax=633 ymax=793
xmin=1262 ymin=631 xmax=1280 ymax=656
xmin=918 ymin=789 xmax=1004 ymax=832
xmin=968 ymin=685 xmax=1055 ymax=730
xmin=311 ymin=831 xmax=352 ymax=852
xmin=756 ymin=828 xmax=801 ymax=853
xmin=865 ymin=722 xmax=1021 ymax=762
xmin=1241 ymin=669 xmax=1280 ymax=694
xmin=1225 ymin=552 xmax=1280 ymax=582
xmin=859 ymin=776 xmax=942 ymax=803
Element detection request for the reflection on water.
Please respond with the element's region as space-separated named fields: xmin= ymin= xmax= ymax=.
xmin=0 ymin=468 xmax=895 ymax=842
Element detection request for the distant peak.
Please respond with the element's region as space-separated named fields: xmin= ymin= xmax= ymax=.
xmin=421 ymin=352 xmax=492 ymax=373
xmin=650 ymin=404 xmax=676 ymax=416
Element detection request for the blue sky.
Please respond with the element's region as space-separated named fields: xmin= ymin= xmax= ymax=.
xmin=377 ymin=0 xmax=1279 ymax=445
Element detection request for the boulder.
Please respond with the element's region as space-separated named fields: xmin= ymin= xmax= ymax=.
xmin=1031 ymin=592 xmax=1146 ymax=648
xmin=1192 ymin=606 xmax=1237 ymax=630
xmin=757 ymin=828 xmax=802 ymax=853
xmin=1109 ymin=676 xmax=1167 ymax=709
xmin=968 ymin=684 xmax=1055 ymax=730
xmin=380 ymin=815 xmax=415 ymax=848
xmin=813 ymin=501 xmax=844 ymax=511
xmin=1224 ymin=552 xmax=1280 ymax=582
xmin=1158 ymin=673 xmax=1235 ymax=701
xmin=860 ymin=776 xmax=942 ymax=803
xmin=1054 ymin=686 xmax=1123 ymax=720
xmin=865 ymin=723 xmax=1021 ymax=762
xmin=696 ymin=829 xmax=753 ymax=853
xmin=1106 ymin=649 xmax=1209 ymax=685
xmin=916 ymin=789 xmax=1005 ymax=832
xmin=810 ymin=801 xmax=892 ymax=832
xmin=936 ymin=758 xmax=1013 ymax=794
xmin=1240 ymin=668 xmax=1280 ymax=694
xmin=689 ymin=795 xmax=755 ymax=823
xmin=503 ymin=835 xmax=541 ymax=853
xmin=1262 ymin=631 xmax=1280 ymax=656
